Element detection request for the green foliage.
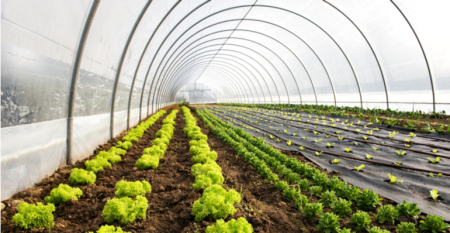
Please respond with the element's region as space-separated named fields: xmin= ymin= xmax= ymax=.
xmin=427 ymin=157 xmax=440 ymax=164
xmin=275 ymin=181 xmax=290 ymax=192
xmin=90 ymin=225 xmax=130 ymax=233
xmin=193 ymin=171 xmax=224 ymax=190
xmin=356 ymin=189 xmax=383 ymax=210
xmin=350 ymin=210 xmax=371 ymax=232
xmin=115 ymin=180 xmax=152 ymax=198
xmin=396 ymin=222 xmax=418 ymax=233
xmin=376 ymin=204 xmax=399 ymax=224
xmin=96 ymin=151 xmax=121 ymax=164
xmin=419 ymin=215 xmax=450 ymax=233
xmin=192 ymin=151 xmax=218 ymax=163
xmin=320 ymin=190 xmax=338 ymax=208
xmin=287 ymin=172 xmax=301 ymax=184
xmin=303 ymin=203 xmax=323 ymax=220
xmin=340 ymin=228 xmax=352 ymax=233
xmin=85 ymin=157 xmax=111 ymax=173
xmin=325 ymin=176 xmax=344 ymax=191
xmin=44 ymin=184 xmax=83 ymax=205
xmin=298 ymin=179 xmax=310 ymax=191
xmin=69 ymin=168 xmax=96 ymax=185
xmin=310 ymin=186 xmax=323 ymax=196
xmin=396 ymin=201 xmax=420 ymax=219
xmin=205 ymin=217 xmax=253 ymax=233
xmin=429 ymin=190 xmax=440 ymax=201
xmin=135 ymin=154 xmax=159 ymax=170
xmin=108 ymin=147 xmax=127 ymax=156
xmin=116 ymin=141 xmax=132 ymax=150
xmin=368 ymin=227 xmax=390 ymax=233
xmin=143 ymin=146 xmax=164 ymax=159
xmin=12 ymin=202 xmax=55 ymax=229
xmin=387 ymin=173 xmax=403 ymax=183
xmin=294 ymin=194 xmax=310 ymax=210
xmin=313 ymin=172 xmax=329 ymax=186
xmin=317 ymin=212 xmax=340 ymax=233
xmin=192 ymin=185 xmax=241 ymax=222
xmin=102 ymin=195 xmax=148 ymax=224
xmin=283 ymin=187 xmax=297 ymax=202
xmin=330 ymin=198 xmax=352 ymax=217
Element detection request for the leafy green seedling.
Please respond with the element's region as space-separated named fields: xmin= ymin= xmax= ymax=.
xmin=350 ymin=210 xmax=371 ymax=232
xmin=302 ymin=137 xmax=307 ymax=139
xmin=45 ymin=184 xmax=83 ymax=205
xmin=269 ymin=135 xmax=274 ymax=139
xmin=315 ymin=151 xmax=323 ymax=156
xmin=430 ymin=190 xmax=440 ymax=201
xmin=354 ymin=142 xmax=359 ymax=146
xmin=374 ymin=128 xmax=380 ymax=131
xmin=327 ymin=143 xmax=335 ymax=148
xmin=356 ymin=129 xmax=361 ymax=133
xmin=304 ymin=129 xmax=309 ymax=131
xmin=303 ymin=203 xmax=323 ymax=220
xmin=354 ymin=165 xmax=365 ymax=172
xmin=12 ymin=202 xmax=56 ymax=230
xmin=372 ymin=146 xmax=379 ymax=151
xmin=276 ymin=129 xmax=280 ymax=131
xmin=284 ymin=129 xmax=288 ymax=133
xmin=366 ymin=154 xmax=373 ymax=159
xmin=376 ymin=204 xmax=399 ymax=224
xmin=429 ymin=173 xmax=442 ymax=178
xmin=393 ymin=162 xmax=403 ymax=165
xmin=431 ymin=149 xmax=438 ymax=153
xmin=336 ymin=131 xmax=341 ymax=134
xmin=419 ymin=215 xmax=450 ymax=233
xmin=314 ymin=139 xmax=322 ymax=143
xmin=332 ymin=159 xmax=340 ymax=164
xmin=338 ymin=136 xmax=344 ymax=140
xmin=387 ymin=173 xmax=402 ymax=183
xmin=404 ymin=144 xmax=411 ymax=148
xmin=363 ymin=136 xmax=368 ymax=140
xmin=396 ymin=200 xmax=421 ymax=219
xmin=313 ymin=131 xmax=318 ymax=135
xmin=397 ymin=222 xmax=418 ymax=233
xmin=326 ymin=135 xmax=330 ymax=138
xmin=317 ymin=212 xmax=340 ymax=233
xmin=299 ymin=146 xmax=305 ymax=151
xmin=293 ymin=133 xmax=297 ymax=136
xmin=287 ymin=141 xmax=292 ymax=146
xmin=396 ymin=151 xmax=407 ymax=156
xmin=427 ymin=157 xmax=440 ymax=163
xmin=276 ymin=138 xmax=281 ymax=143
xmin=344 ymin=148 xmax=352 ymax=153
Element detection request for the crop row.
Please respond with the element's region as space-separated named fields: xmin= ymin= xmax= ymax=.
xmin=197 ymin=108 xmax=449 ymax=233
xmin=181 ymin=106 xmax=253 ymax=233
xmin=11 ymin=110 xmax=167 ymax=232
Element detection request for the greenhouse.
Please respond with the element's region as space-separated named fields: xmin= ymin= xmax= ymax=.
xmin=1 ymin=0 xmax=450 ymax=232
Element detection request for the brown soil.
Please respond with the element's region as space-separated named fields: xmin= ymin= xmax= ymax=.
xmin=0 ymin=105 xmax=428 ymax=233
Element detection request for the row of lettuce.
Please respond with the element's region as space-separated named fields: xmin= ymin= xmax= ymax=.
xmin=12 ymin=110 xmax=168 ymax=232
xmin=199 ymin=108 xmax=449 ymax=233
xmin=181 ymin=106 xmax=253 ymax=233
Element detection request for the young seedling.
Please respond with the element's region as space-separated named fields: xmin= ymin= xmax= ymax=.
xmin=344 ymin=148 xmax=352 ymax=153
xmin=326 ymin=135 xmax=330 ymax=138
xmin=336 ymin=131 xmax=341 ymax=134
xmin=427 ymin=157 xmax=440 ymax=164
xmin=338 ymin=136 xmax=344 ymax=140
xmin=431 ymin=149 xmax=438 ymax=153
xmin=269 ymin=135 xmax=275 ymax=139
xmin=387 ymin=174 xmax=403 ymax=183
xmin=284 ymin=129 xmax=288 ymax=133
xmin=313 ymin=131 xmax=318 ymax=135
xmin=356 ymin=129 xmax=361 ymax=133
xmin=363 ymin=136 xmax=369 ymax=140
xmin=276 ymin=129 xmax=280 ymax=131
xmin=429 ymin=190 xmax=440 ymax=201
xmin=354 ymin=165 xmax=365 ymax=172
xmin=404 ymin=144 xmax=411 ymax=148
xmin=304 ymin=128 xmax=309 ymax=131
xmin=354 ymin=142 xmax=359 ymax=146
xmin=366 ymin=154 xmax=373 ymax=159
xmin=366 ymin=130 xmax=373 ymax=135
xmin=393 ymin=162 xmax=403 ymax=166
xmin=429 ymin=173 xmax=442 ymax=178
xmin=299 ymin=146 xmax=305 ymax=151
xmin=332 ymin=159 xmax=340 ymax=164
xmin=327 ymin=143 xmax=335 ymax=148
xmin=396 ymin=151 xmax=407 ymax=156
xmin=315 ymin=151 xmax=323 ymax=156
xmin=372 ymin=146 xmax=379 ymax=151
xmin=314 ymin=139 xmax=322 ymax=143
xmin=374 ymin=128 xmax=380 ymax=131
xmin=256 ymin=130 xmax=259 ymax=133
xmin=343 ymin=127 xmax=348 ymax=129
xmin=276 ymin=138 xmax=281 ymax=143
xmin=302 ymin=136 xmax=307 ymax=140
xmin=287 ymin=141 xmax=292 ymax=146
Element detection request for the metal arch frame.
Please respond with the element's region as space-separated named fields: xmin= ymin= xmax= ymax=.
xmin=66 ymin=0 xmax=99 ymax=165
xmin=169 ymin=59 xmax=252 ymax=103
xmin=125 ymin=1 xmax=181 ymax=129
xmin=156 ymin=19 xmax=337 ymax=106
xmin=158 ymin=31 xmax=314 ymax=106
xmin=324 ymin=0 xmax=389 ymax=109
xmin=109 ymin=0 xmax=151 ymax=139
xmin=173 ymin=65 xmax=246 ymax=103
xmin=168 ymin=52 xmax=267 ymax=103
xmin=159 ymin=41 xmax=294 ymax=108
xmin=135 ymin=0 xmax=211 ymax=119
xmin=161 ymin=46 xmax=282 ymax=106
xmin=144 ymin=5 xmax=360 ymax=111
xmin=390 ymin=0 xmax=435 ymax=112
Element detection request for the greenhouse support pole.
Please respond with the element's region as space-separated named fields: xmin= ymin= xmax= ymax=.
xmin=110 ymin=0 xmax=151 ymax=139
xmin=66 ymin=0 xmax=99 ymax=165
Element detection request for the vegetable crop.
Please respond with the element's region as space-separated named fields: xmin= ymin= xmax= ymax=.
xmin=44 ymin=184 xmax=83 ymax=205
xmin=115 ymin=180 xmax=152 ymax=198
xmin=102 ymin=195 xmax=148 ymax=224
xmin=191 ymin=185 xmax=241 ymax=221
xmin=69 ymin=168 xmax=96 ymax=185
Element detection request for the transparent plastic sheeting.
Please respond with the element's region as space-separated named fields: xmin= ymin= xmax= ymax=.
xmin=2 ymin=0 xmax=450 ymax=200
xmin=175 ymin=82 xmax=218 ymax=104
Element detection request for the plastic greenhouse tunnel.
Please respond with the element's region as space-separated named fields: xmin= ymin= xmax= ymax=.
xmin=1 ymin=0 xmax=450 ymax=232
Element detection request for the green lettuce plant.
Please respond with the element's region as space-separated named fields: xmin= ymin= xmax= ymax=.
xmin=102 ymin=195 xmax=148 ymax=224
xmin=396 ymin=222 xmax=418 ymax=233
xmin=90 ymin=225 xmax=130 ymax=233
xmin=368 ymin=227 xmax=390 ymax=233
xmin=205 ymin=217 xmax=253 ymax=233
xmin=116 ymin=141 xmax=132 ymax=150
xmin=85 ymin=157 xmax=111 ymax=173
xmin=12 ymin=202 xmax=56 ymax=229
xmin=376 ymin=204 xmax=399 ymax=224
xmin=317 ymin=212 xmax=340 ymax=233
xmin=320 ymin=190 xmax=338 ymax=208
xmin=96 ymin=151 xmax=121 ymax=164
xmin=115 ymin=180 xmax=152 ymax=198
xmin=135 ymin=154 xmax=159 ymax=170
xmin=192 ymin=185 xmax=241 ymax=221
xmin=419 ymin=215 xmax=450 ymax=233
xmin=356 ymin=189 xmax=382 ymax=210
xmin=69 ymin=168 xmax=96 ymax=185
xmin=330 ymin=198 xmax=352 ymax=217
xmin=44 ymin=184 xmax=83 ymax=205
xmin=350 ymin=210 xmax=371 ymax=232
xmin=303 ymin=203 xmax=323 ymax=220
xmin=396 ymin=201 xmax=420 ymax=219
